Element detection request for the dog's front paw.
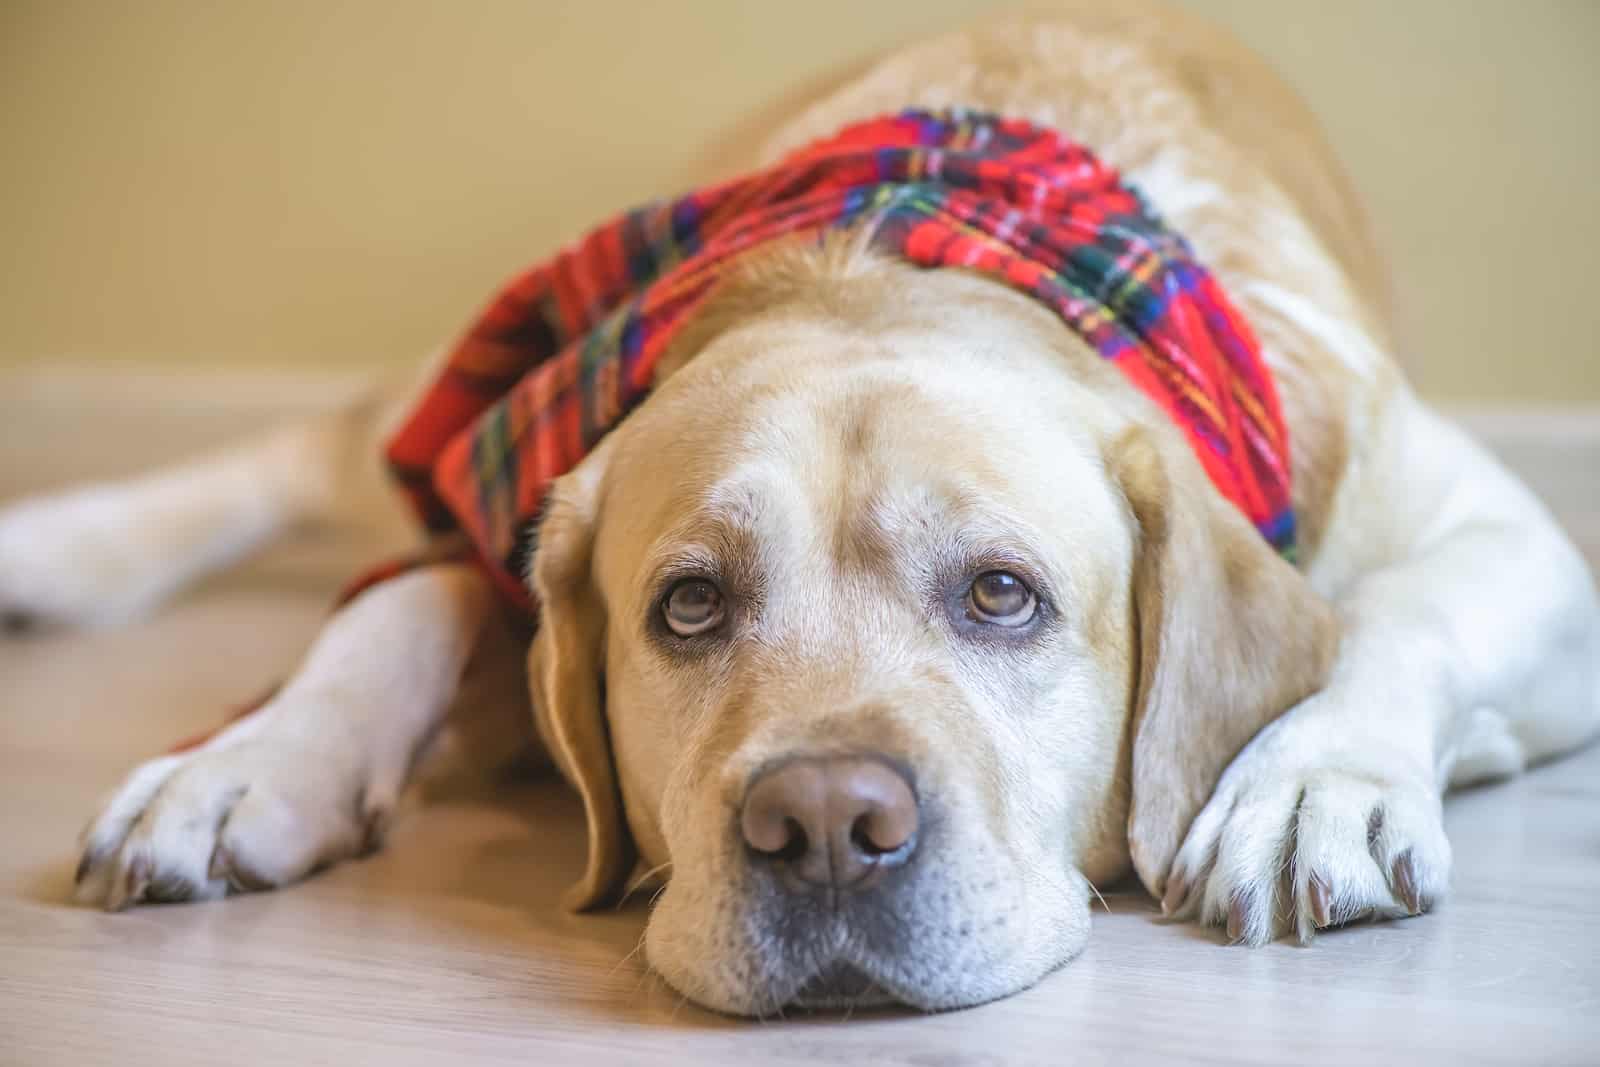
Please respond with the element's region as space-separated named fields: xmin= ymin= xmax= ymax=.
xmin=74 ymin=699 xmax=396 ymax=910
xmin=1162 ymin=717 xmax=1452 ymax=946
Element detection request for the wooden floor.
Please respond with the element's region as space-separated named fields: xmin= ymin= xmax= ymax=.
xmin=1 ymin=377 xmax=1597 ymax=1066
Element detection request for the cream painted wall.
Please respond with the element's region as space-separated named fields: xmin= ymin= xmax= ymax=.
xmin=3 ymin=1 xmax=1596 ymax=402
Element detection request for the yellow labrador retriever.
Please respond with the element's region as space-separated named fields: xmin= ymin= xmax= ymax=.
xmin=4 ymin=2 xmax=1596 ymax=1015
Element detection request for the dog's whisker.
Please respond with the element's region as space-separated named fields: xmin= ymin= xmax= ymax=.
xmin=615 ymin=860 xmax=673 ymax=909
xmin=606 ymin=929 xmax=650 ymax=981
xmin=628 ymin=962 xmax=666 ymax=1006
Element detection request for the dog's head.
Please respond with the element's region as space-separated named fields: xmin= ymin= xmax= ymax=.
xmin=526 ymin=247 xmax=1335 ymax=1014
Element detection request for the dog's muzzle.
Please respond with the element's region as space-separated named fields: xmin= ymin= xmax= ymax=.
xmin=736 ymin=752 xmax=924 ymax=1009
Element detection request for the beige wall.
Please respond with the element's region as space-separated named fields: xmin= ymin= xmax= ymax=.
xmin=3 ymin=0 xmax=1596 ymax=402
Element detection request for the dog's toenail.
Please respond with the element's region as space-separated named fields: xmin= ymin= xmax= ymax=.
xmin=208 ymin=845 xmax=231 ymax=882
xmin=1161 ymin=869 xmax=1190 ymax=915
xmin=1392 ymin=849 xmax=1422 ymax=915
xmin=1227 ymin=895 xmax=1248 ymax=942
xmin=112 ymin=857 xmax=151 ymax=910
xmin=360 ymin=807 xmax=392 ymax=855
xmin=1308 ymin=871 xmax=1332 ymax=927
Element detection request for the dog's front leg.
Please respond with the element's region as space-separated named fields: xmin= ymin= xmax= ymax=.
xmin=1163 ymin=392 xmax=1600 ymax=945
xmin=74 ymin=562 xmax=503 ymax=909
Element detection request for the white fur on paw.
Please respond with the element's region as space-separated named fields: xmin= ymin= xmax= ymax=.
xmin=0 ymin=485 xmax=180 ymax=629
xmin=74 ymin=708 xmax=395 ymax=909
xmin=1163 ymin=722 xmax=1451 ymax=946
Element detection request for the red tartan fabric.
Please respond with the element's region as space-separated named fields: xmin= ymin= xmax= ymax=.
xmin=385 ymin=109 xmax=1295 ymax=614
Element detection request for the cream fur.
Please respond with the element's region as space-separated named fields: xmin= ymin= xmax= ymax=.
xmin=7 ymin=0 xmax=1597 ymax=1017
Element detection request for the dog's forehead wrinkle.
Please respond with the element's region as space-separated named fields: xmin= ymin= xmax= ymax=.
xmin=635 ymin=464 xmax=799 ymax=578
xmin=698 ymin=470 xmax=769 ymax=527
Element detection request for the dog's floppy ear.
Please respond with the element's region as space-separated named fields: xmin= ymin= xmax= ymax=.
xmin=1111 ymin=427 xmax=1338 ymax=900
xmin=527 ymin=449 xmax=636 ymax=912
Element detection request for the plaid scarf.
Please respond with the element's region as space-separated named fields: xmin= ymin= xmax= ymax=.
xmin=386 ymin=109 xmax=1295 ymax=611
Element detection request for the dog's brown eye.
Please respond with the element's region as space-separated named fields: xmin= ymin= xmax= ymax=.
xmin=663 ymin=578 xmax=726 ymax=637
xmin=966 ymin=571 xmax=1036 ymax=626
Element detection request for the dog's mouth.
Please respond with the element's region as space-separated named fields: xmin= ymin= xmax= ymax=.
xmin=787 ymin=962 xmax=900 ymax=1011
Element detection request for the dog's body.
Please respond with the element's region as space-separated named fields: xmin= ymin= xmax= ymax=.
xmin=4 ymin=3 xmax=1596 ymax=1015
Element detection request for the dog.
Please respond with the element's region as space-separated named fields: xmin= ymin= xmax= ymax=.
xmin=2 ymin=1 xmax=1596 ymax=1016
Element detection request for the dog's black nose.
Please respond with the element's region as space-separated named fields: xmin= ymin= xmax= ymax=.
xmin=740 ymin=754 xmax=918 ymax=890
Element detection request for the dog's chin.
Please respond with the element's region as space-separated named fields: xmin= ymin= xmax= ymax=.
xmin=787 ymin=962 xmax=903 ymax=1012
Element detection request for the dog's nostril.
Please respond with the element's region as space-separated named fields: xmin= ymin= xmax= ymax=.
xmin=771 ymin=817 xmax=808 ymax=862
xmin=741 ymin=768 xmax=822 ymax=859
xmin=850 ymin=810 xmax=913 ymax=857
